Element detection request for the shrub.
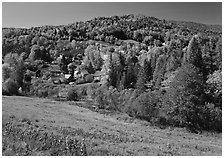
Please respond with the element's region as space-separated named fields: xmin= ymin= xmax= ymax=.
xmin=126 ymin=92 xmax=159 ymax=122
xmin=201 ymin=103 xmax=222 ymax=132
xmin=2 ymin=78 xmax=19 ymax=95
xmin=37 ymin=89 xmax=49 ymax=98
xmin=89 ymin=85 xmax=121 ymax=110
xmin=75 ymin=86 xmax=88 ymax=98
xmin=2 ymin=63 xmax=14 ymax=82
xmin=87 ymin=83 xmax=101 ymax=97
xmin=116 ymin=88 xmax=135 ymax=112
xmin=85 ymin=74 xmax=94 ymax=83
xmin=66 ymin=84 xmax=92 ymax=101
xmin=90 ymin=85 xmax=109 ymax=109
xmin=48 ymin=88 xmax=59 ymax=98
xmin=28 ymin=79 xmax=59 ymax=98
xmin=67 ymin=89 xmax=78 ymax=101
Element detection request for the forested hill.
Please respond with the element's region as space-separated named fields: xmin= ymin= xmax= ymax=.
xmin=169 ymin=20 xmax=222 ymax=34
xmin=2 ymin=14 xmax=221 ymax=40
xmin=2 ymin=14 xmax=222 ymax=133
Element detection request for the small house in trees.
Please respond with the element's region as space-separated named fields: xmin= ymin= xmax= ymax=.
xmin=93 ymin=71 xmax=102 ymax=82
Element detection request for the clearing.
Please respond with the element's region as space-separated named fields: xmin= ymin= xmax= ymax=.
xmin=2 ymin=96 xmax=222 ymax=156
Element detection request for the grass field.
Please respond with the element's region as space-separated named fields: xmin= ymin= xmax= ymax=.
xmin=2 ymin=96 xmax=222 ymax=156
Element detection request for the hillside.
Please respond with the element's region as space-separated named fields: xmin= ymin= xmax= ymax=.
xmin=2 ymin=96 xmax=222 ymax=156
xmin=169 ymin=20 xmax=222 ymax=34
xmin=2 ymin=14 xmax=222 ymax=156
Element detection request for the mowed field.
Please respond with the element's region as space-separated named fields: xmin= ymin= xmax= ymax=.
xmin=2 ymin=96 xmax=222 ymax=156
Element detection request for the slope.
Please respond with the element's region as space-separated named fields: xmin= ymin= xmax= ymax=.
xmin=2 ymin=96 xmax=222 ymax=156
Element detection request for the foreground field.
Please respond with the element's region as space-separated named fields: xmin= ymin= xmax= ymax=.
xmin=2 ymin=96 xmax=222 ymax=156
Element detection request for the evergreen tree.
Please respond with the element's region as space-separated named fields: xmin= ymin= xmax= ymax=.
xmin=135 ymin=65 xmax=147 ymax=93
xmin=143 ymin=59 xmax=153 ymax=82
xmin=125 ymin=63 xmax=137 ymax=88
xmin=214 ymin=37 xmax=222 ymax=70
xmin=153 ymin=54 xmax=167 ymax=88
xmin=201 ymin=43 xmax=215 ymax=77
xmin=183 ymin=36 xmax=203 ymax=70
xmin=117 ymin=71 xmax=126 ymax=91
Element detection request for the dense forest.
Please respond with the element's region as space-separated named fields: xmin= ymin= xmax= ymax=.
xmin=2 ymin=14 xmax=222 ymax=133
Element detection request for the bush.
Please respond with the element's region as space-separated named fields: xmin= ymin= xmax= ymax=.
xmin=88 ymin=85 xmax=138 ymax=112
xmin=2 ymin=78 xmax=19 ymax=95
xmin=89 ymin=85 xmax=109 ymax=109
xmin=66 ymin=84 xmax=92 ymax=101
xmin=28 ymin=79 xmax=59 ymax=98
xmin=116 ymin=88 xmax=135 ymax=112
xmin=37 ymin=89 xmax=49 ymax=98
xmin=87 ymin=84 xmax=101 ymax=97
xmin=201 ymin=103 xmax=222 ymax=132
xmin=89 ymin=85 xmax=122 ymax=110
xmin=84 ymin=74 xmax=94 ymax=83
xmin=67 ymin=89 xmax=78 ymax=101
xmin=2 ymin=63 xmax=14 ymax=82
xmin=126 ymin=92 xmax=159 ymax=122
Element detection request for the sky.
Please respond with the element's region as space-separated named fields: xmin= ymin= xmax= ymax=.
xmin=2 ymin=2 xmax=222 ymax=28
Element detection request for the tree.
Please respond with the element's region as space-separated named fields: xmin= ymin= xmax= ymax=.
xmin=135 ymin=65 xmax=147 ymax=93
xmin=125 ymin=63 xmax=137 ymax=89
xmin=4 ymin=53 xmax=20 ymax=67
xmin=29 ymin=45 xmax=41 ymax=62
xmin=117 ymin=72 xmax=126 ymax=91
xmin=201 ymin=43 xmax=216 ymax=77
xmin=143 ymin=59 xmax=153 ymax=82
xmin=143 ymin=35 xmax=153 ymax=46
xmin=153 ymin=54 xmax=167 ymax=88
xmin=183 ymin=36 xmax=203 ymax=70
xmin=149 ymin=47 xmax=164 ymax=73
xmin=11 ymin=58 xmax=25 ymax=88
xmin=163 ymin=64 xmax=206 ymax=131
xmin=206 ymin=70 xmax=222 ymax=108
xmin=2 ymin=53 xmax=25 ymax=94
xmin=133 ymin=30 xmax=143 ymax=42
xmin=84 ymin=45 xmax=103 ymax=71
xmin=108 ymin=61 xmax=117 ymax=87
xmin=214 ymin=37 xmax=222 ymax=70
